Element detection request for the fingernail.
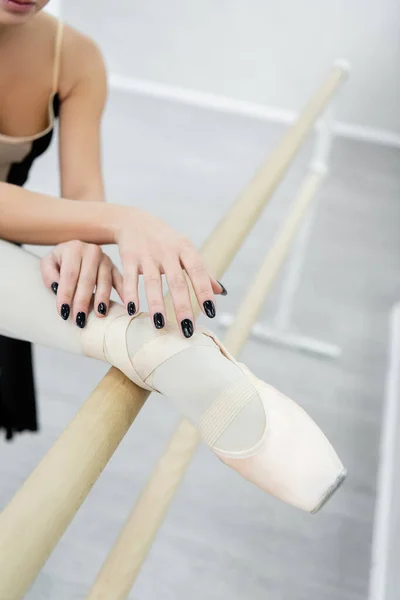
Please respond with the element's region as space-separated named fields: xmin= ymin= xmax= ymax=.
xmin=181 ymin=318 xmax=194 ymax=338
xmin=76 ymin=312 xmax=86 ymax=329
xmin=127 ymin=301 xmax=136 ymax=316
xmin=98 ymin=302 xmax=107 ymax=315
xmin=217 ymin=281 xmax=228 ymax=296
xmin=51 ymin=282 xmax=58 ymax=295
xmin=61 ymin=304 xmax=70 ymax=320
xmin=154 ymin=312 xmax=165 ymax=329
xmin=203 ymin=300 xmax=216 ymax=319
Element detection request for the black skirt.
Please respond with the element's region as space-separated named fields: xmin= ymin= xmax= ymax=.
xmin=0 ymin=241 xmax=38 ymax=441
xmin=0 ymin=335 xmax=38 ymax=441
xmin=0 ymin=100 xmax=60 ymax=442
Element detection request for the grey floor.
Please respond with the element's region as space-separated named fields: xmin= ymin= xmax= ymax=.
xmin=0 ymin=86 xmax=400 ymax=600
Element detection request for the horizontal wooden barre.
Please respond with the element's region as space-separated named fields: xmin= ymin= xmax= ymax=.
xmin=0 ymin=63 xmax=348 ymax=600
xmin=86 ymin=169 xmax=327 ymax=600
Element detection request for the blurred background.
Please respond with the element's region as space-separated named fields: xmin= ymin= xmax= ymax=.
xmin=1 ymin=1 xmax=400 ymax=599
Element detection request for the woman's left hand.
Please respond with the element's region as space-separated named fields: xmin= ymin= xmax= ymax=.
xmin=40 ymin=240 xmax=123 ymax=328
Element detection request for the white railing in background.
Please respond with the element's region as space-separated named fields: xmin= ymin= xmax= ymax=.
xmin=369 ymin=303 xmax=400 ymax=600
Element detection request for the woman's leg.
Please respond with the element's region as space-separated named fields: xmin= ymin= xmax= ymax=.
xmin=0 ymin=240 xmax=345 ymax=512
xmin=0 ymin=241 xmax=260 ymax=440
xmin=0 ymin=241 xmax=263 ymax=445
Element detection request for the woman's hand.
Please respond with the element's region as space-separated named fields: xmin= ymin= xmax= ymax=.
xmin=3 ymin=182 xmax=226 ymax=336
xmin=40 ymin=241 xmax=123 ymax=328
xmin=115 ymin=208 xmax=226 ymax=338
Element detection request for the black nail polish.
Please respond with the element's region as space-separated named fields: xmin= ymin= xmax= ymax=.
xmin=61 ymin=304 xmax=70 ymax=320
xmin=203 ymin=300 xmax=216 ymax=319
xmin=181 ymin=318 xmax=194 ymax=338
xmin=76 ymin=312 xmax=86 ymax=329
xmin=51 ymin=282 xmax=58 ymax=295
xmin=98 ymin=302 xmax=107 ymax=315
xmin=217 ymin=281 xmax=228 ymax=296
xmin=154 ymin=312 xmax=165 ymax=329
xmin=127 ymin=301 xmax=136 ymax=316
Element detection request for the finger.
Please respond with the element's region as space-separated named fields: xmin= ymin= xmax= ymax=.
xmin=111 ymin=266 xmax=124 ymax=303
xmin=142 ymin=258 xmax=166 ymax=330
xmin=72 ymin=244 xmax=103 ymax=328
xmin=94 ymin=256 xmax=113 ymax=317
xmin=120 ymin=251 xmax=139 ymax=316
xmin=40 ymin=251 xmax=61 ymax=295
xmin=56 ymin=242 xmax=83 ymax=322
xmin=211 ymin=277 xmax=228 ymax=296
xmin=163 ymin=256 xmax=195 ymax=338
xmin=180 ymin=245 xmax=216 ymax=321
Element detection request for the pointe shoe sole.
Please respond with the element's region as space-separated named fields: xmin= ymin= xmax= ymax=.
xmin=311 ymin=467 xmax=347 ymax=514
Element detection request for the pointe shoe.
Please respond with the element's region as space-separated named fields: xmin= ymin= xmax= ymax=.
xmin=82 ymin=307 xmax=346 ymax=513
xmin=193 ymin=331 xmax=347 ymax=513
xmin=209 ymin=365 xmax=347 ymax=513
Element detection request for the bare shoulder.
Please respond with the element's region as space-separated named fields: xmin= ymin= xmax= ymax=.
xmin=58 ymin=22 xmax=107 ymax=100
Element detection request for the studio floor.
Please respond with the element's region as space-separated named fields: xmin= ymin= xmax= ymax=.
xmin=0 ymin=65 xmax=400 ymax=600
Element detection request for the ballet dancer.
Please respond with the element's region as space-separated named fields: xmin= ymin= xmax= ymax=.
xmin=0 ymin=0 xmax=346 ymax=512
xmin=0 ymin=0 xmax=225 ymax=438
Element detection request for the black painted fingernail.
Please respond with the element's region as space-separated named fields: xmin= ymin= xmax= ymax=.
xmin=203 ymin=300 xmax=216 ymax=319
xmin=217 ymin=281 xmax=228 ymax=296
xmin=98 ymin=302 xmax=107 ymax=315
xmin=154 ymin=312 xmax=165 ymax=329
xmin=127 ymin=301 xmax=136 ymax=316
xmin=61 ymin=303 xmax=70 ymax=320
xmin=76 ymin=312 xmax=86 ymax=329
xmin=181 ymin=318 xmax=194 ymax=338
xmin=51 ymin=282 xmax=58 ymax=295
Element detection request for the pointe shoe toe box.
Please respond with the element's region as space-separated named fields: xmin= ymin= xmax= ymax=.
xmin=214 ymin=380 xmax=346 ymax=513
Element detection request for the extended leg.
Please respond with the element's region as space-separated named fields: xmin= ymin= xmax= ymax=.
xmin=0 ymin=240 xmax=345 ymax=512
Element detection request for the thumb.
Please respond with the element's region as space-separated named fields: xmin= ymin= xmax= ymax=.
xmin=210 ymin=276 xmax=228 ymax=296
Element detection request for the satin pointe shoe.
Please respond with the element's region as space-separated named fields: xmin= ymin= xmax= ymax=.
xmin=82 ymin=306 xmax=347 ymax=513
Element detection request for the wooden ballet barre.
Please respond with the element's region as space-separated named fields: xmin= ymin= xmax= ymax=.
xmin=0 ymin=61 xmax=348 ymax=600
xmin=85 ymin=64 xmax=348 ymax=600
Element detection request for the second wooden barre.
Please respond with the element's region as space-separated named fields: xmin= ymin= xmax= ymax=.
xmin=85 ymin=169 xmax=325 ymax=600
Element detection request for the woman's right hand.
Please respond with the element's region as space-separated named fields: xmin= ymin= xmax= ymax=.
xmin=114 ymin=207 xmax=227 ymax=338
xmin=41 ymin=240 xmax=123 ymax=328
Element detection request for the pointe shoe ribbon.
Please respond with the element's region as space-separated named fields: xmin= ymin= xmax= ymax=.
xmin=81 ymin=305 xmax=219 ymax=392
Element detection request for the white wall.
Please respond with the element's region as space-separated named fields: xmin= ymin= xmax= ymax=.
xmin=45 ymin=0 xmax=61 ymax=17
xmin=64 ymin=0 xmax=400 ymax=136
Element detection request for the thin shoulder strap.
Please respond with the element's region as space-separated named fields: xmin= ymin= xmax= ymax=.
xmin=52 ymin=20 xmax=64 ymax=95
